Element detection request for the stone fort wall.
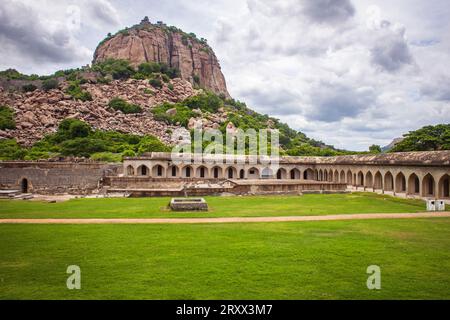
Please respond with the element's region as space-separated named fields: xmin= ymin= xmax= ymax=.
xmin=0 ymin=162 xmax=121 ymax=195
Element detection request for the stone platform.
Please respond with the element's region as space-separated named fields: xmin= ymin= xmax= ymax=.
xmin=170 ymin=198 xmax=209 ymax=212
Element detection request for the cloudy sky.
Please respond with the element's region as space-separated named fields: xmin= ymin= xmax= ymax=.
xmin=1 ymin=0 xmax=449 ymax=151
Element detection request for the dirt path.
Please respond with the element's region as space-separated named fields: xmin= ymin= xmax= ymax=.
xmin=1 ymin=212 xmax=450 ymax=225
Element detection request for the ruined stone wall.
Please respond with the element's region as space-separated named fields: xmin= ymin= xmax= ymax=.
xmin=0 ymin=162 xmax=121 ymax=195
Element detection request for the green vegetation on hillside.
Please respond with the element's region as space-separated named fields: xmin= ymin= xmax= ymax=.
xmin=108 ymin=98 xmax=142 ymax=114
xmin=0 ymin=119 xmax=169 ymax=161
xmin=151 ymin=91 xmax=354 ymax=156
xmin=98 ymin=17 xmax=210 ymax=50
xmin=92 ymin=59 xmax=180 ymax=83
xmin=391 ymin=124 xmax=450 ymax=152
xmin=66 ymin=80 xmax=92 ymax=102
xmin=42 ymin=78 xmax=59 ymax=91
xmin=0 ymin=105 xmax=16 ymax=130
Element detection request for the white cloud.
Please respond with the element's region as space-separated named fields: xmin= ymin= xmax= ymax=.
xmin=1 ymin=0 xmax=449 ymax=151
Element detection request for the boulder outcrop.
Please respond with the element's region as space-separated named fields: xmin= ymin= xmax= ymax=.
xmin=93 ymin=18 xmax=230 ymax=98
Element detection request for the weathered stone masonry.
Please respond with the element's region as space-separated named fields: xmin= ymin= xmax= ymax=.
xmin=1 ymin=151 xmax=449 ymax=200
xmin=121 ymin=151 xmax=450 ymax=200
xmin=0 ymin=162 xmax=121 ymax=195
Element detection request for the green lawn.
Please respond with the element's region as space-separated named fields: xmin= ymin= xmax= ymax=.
xmin=1 ymin=218 xmax=450 ymax=300
xmin=0 ymin=193 xmax=426 ymax=219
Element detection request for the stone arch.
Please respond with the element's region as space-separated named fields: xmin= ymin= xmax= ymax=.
xmin=21 ymin=178 xmax=29 ymax=193
xmin=438 ymin=174 xmax=450 ymax=199
xmin=247 ymin=167 xmax=259 ymax=179
xmin=384 ymin=172 xmax=394 ymax=191
xmin=347 ymin=170 xmax=353 ymax=185
xmin=276 ymin=168 xmax=287 ymax=180
xmin=290 ymin=168 xmax=301 ymax=180
xmin=304 ymin=168 xmax=315 ymax=180
xmin=374 ymin=171 xmax=383 ymax=190
xmin=239 ymin=169 xmax=245 ymax=179
xmin=319 ymin=170 xmax=324 ymax=181
xmin=353 ymin=173 xmax=357 ymax=186
xmin=169 ymin=166 xmax=179 ymax=178
xmin=196 ymin=166 xmax=209 ymax=179
xmin=212 ymin=167 xmax=223 ymax=179
xmin=334 ymin=170 xmax=339 ymax=183
xmin=422 ymin=174 xmax=436 ymax=198
xmin=126 ymin=165 xmax=135 ymax=176
xmin=137 ymin=165 xmax=150 ymax=176
xmin=408 ymin=173 xmax=420 ymax=195
xmin=314 ymin=169 xmax=319 ymax=180
xmin=365 ymin=171 xmax=373 ymax=188
xmin=357 ymin=171 xmax=364 ymax=187
xmin=329 ymin=170 xmax=334 ymax=182
xmin=340 ymin=170 xmax=346 ymax=183
xmin=152 ymin=165 xmax=165 ymax=178
xmin=182 ymin=165 xmax=194 ymax=178
xmin=226 ymin=167 xmax=238 ymax=179
xmin=395 ymin=172 xmax=407 ymax=193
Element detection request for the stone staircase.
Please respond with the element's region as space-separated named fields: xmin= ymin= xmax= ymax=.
xmin=0 ymin=190 xmax=33 ymax=200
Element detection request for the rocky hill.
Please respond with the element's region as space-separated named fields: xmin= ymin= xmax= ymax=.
xmin=0 ymin=78 xmax=197 ymax=147
xmin=0 ymin=19 xmax=351 ymax=160
xmin=94 ymin=17 xmax=229 ymax=98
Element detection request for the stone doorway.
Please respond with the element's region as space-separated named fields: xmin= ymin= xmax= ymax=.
xmin=21 ymin=178 xmax=29 ymax=193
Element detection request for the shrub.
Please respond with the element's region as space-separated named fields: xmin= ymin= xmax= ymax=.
xmin=69 ymin=120 xmax=91 ymax=138
xmin=168 ymin=83 xmax=174 ymax=91
xmin=97 ymin=76 xmax=112 ymax=84
xmin=0 ymin=139 xmax=27 ymax=160
xmin=184 ymin=91 xmax=223 ymax=113
xmin=143 ymin=88 xmax=154 ymax=95
xmin=55 ymin=119 xmax=91 ymax=141
xmin=138 ymin=62 xmax=162 ymax=75
xmin=137 ymin=62 xmax=180 ymax=79
xmin=122 ymin=149 xmax=136 ymax=158
xmin=92 ymin=59 xmax=135 ymax=80
xmin=161 ymin=74 xmax=170 ymax=83
xmin=149 ymin=78 xmax=163 ymax=89
xmin=90 ymin=152 xmax=122 ymax=163
xmin=42 ymin=79 xmax=59 ymax=91
xmin=22 ymin=84 xmax=37 ymax=92
xmin=193 ymin=74 xmax=200 ymax=84
xmin=152 ymin=102 xmax=195 ymax=127
xmin=66 ymin=81 xmax=93 ymax=102
xmin=60 ymin=138 xmax=108 ymax=158
xmin=0 ymin=105 xmax=16 ymax=130
xmin=137 ymin=136 xmax=170 ymax=154
xmin=108 ymin=98 xmax=142 ymax=114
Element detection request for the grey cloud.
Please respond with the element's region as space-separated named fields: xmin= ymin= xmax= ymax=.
xmin=239 ymin=87 xmax=302 ymax=116
xmin=85 ymin=0 xmax=121 ymax=27
xmin=421 ymin=76 xmax=450 ymax=101
xmin=371 ymin=35 xmax=413 ymax=72
xmin=0 ymin=0 xmax=89 ymax=64
xmin=302 ymin=0 xmax=355 ymax=24
xmin=307 ymin=84 xmax=375 ymax=122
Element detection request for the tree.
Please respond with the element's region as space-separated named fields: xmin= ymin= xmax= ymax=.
xmin=391 ymin=124 xmax=450 ymax=152
xmin=369 ymin=145 xmax=382 ymax=154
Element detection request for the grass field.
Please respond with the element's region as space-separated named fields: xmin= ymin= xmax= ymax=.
xmin=0 ymin=193 xmax=426 ymax=219
xmin=1 ymin=218 xmax=450 ymax=300
xmin=1 ymin=193 xmax=448 ymax=300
